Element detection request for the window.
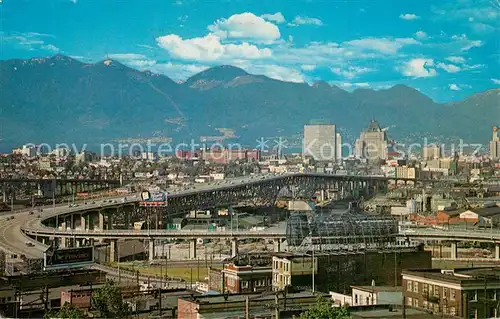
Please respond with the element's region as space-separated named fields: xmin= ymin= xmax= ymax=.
xmin=443 ymin=287 xmax=448 ymax=299
xmin=423 ymin=300 xmax=428 ymax=309
xmin=413 ymin=282 xmax=418 ymax=293
xmin=450 ymin=289 xmax=455 ymax=300
xmin=449 ymin=307 xmax=456 ymax=316
xmin=429 ymin=285 xmax=433 ymax=296
xmin=433 ymin=285 xmax=439 ymax=297
xmin=355 ymin=294 xmax=358 ymax=304
xmin=414 ymin=299 xmax=419 ymax=308
xmin=423 ymin=283 xmax=428 ymax=294
xmin=366 ymin=297 xmax=370 ymax=305
xmin=407 ymin=280 xmax=413 ymax=292
xmin=406 ymin=297 xmax=412 ymax=306
xmin=242 ymin=281 xmax=249 ymax=289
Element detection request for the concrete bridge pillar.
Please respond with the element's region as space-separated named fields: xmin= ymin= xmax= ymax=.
xmin=98 ymin=212 xmax=104 ymax=230
xmin=80 ymin=214 xmax=86 ymax=230
xmin=273 ymin=239 xmax=282 ymax=252
xmin=148 ymin=240 xmax=155 ymax=261
xmin=495 ymin=244 xmax=499 ymax=260
xmin=107 ymin=213 xmax=113 ymax=230
xmin=109 ymin=240 xmax=117 ymax=263
xmin=189 ymin=239 xmax=197 ymax=259
xmin=450 ymin=242 xmax=457 ymax=260
xmin=231 ymin=238 xmax=239 ymax=257
xmin=59 ymin=237 xmax=66 ymax=249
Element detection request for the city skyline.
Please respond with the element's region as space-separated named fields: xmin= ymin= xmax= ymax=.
xmin=1 ymin=0 xmax=499 ymax=102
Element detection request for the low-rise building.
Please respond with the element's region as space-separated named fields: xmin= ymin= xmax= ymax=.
xmin=402 ymin=267 xmax=500 ymax=318
xmin=351 ymin=285 xmax=403 ymax=306
xmin=208 ymin=263 xmax=272 ymax=294
xmin=272 ymin=248 xmax=432 ymax=294
xmin=177 ymin=290 xmax=328 ymax=319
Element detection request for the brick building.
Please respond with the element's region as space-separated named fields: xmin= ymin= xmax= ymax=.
xmin=208 ymin=263 xmax=272 ymax=294
xmin=402 ymin=267 xmax=500 ymax=318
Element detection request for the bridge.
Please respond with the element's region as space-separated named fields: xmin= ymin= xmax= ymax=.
xmin=1 ymin=172 xmax=499 ymax=266
xmin=0 ymin=177 xmax=122 ymax=200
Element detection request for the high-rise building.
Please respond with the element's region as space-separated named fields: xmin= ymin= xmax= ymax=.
xmin=303 ymin=123 xmax=336 ymax=161
xmin=423 ymin=144 xmax=442 ymax=160
xmin=355 ymin=120 xmax=388 ymax=161
xmin=336 ymin=132 xmax=342 ymax=162
xmin=490 ymin=125 xmax=500 ymax=160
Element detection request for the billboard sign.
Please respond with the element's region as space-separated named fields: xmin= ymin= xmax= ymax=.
xmin=44 ymin=246 xmax=94 ymax=271
xmin=139 ymin=191 xmax=167 ymax=207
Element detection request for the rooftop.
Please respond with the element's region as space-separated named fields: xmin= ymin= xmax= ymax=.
xmin=351 ymin=285 xmax=403 ymax=293
xmin=402 ymin=267 xmax=500 ymax=284
xmin=180 ymin=290 xmax=327 ymax=305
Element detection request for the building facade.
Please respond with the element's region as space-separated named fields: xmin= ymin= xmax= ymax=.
xmin=355 ymin=120 xmax=388 ymax=162
xmin=303 ymin=124 xmax=336 ymax=161
xmin=402 ymin=268 xmax=500 ymax=318
xmin=490 ymin=126 xmax=500 ymax=160
xmin=272 ymin=248 xmax=431 ymax=294
xmin=423 ymin=144 xmax=442 ymax=161
xmin=209 ymin=263 xmax=272 ymax=294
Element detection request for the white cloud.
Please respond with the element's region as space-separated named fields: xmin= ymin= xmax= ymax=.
xmin=149 ymin=63 xmax=209 ymax=81
xmin=235 ymin=63 xmax=305 ymax=83
xmin=449 ymin=84 xmax=461 ymax=91
xmin=399 ymin=13 xmax=420 ymax=20
xmin=156 ymin=34 xmax=272 ymax=62
xmin=70 ymin=0 xmax=77 ymax=3
xmin=451 ymin=34 xmax=482 ymax=51
xmin=301 ymin=64 xmax=316 ymax=71
xmin=127 ymin=60 xmax=157 ymax=68
xmin=437 ymin=62 xmax=461 ymax=73
xmin=400 ymin=58 xmax=437 ymax=78
xmin=108 ymin=53 xmax=147 ymax=60
xmin=330 ymin=66 xmax=374 ymax=79
xmin=339 ymin=82 xmax=370 ymax=89
xmin=345 ymin=37 xmax=420 ymax=54
xmin=42 ymin=44 xmax=59 ymax=52
xmin=288 ymin=16 xmax=323 ymax=26
xmin=261 ymin=12 xmax=285 ymax=24
xmin=492 ymin=78 xmax=500 ymax=85
xmin=415 ymin=31 xmax=427 ymax=40
xmin=208 ymin=12 xmax=281 ymax=42
xmin=446 ymin=56 xmax=466 ymax=64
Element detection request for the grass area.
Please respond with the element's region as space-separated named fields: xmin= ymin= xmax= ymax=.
xmin=119 ymin=264 xmax=209 ymax=282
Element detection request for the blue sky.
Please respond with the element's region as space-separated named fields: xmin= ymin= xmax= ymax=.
xmin=1 ymin=0 xmax=499 ymax=102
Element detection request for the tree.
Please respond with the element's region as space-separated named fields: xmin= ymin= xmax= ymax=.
xmin=297 ymin=297 xmax=351 ymax=319
xmin=91 ymin=280 xmax=130 ymax=318
xmin=44 ymin=302 xmax=87 ymax=319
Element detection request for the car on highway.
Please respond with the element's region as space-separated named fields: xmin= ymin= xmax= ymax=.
xmin=25 ymin=242 xmax=35 ymax=247
xmin=29 ymin=211 xmax=34 ymax=215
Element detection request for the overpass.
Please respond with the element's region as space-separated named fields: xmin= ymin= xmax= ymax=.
xmin=2 ymin=172 xmax=499 ymax=264
xmin=0 ymin=177 xmax=122 ymax=200
xmin=400 ymin=229 xmax=500 ymax=260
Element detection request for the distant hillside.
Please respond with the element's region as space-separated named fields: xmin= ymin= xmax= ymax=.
xmin=0 ymin=55 xmax=498 ymax=150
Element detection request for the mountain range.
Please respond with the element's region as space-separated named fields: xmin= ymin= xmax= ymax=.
xmin=0 ymin=55 xmax=498 ymax=151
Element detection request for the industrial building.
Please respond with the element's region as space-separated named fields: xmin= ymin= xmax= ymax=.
xmin=177 ymin=290 xmax=328 ymax=319
xmin=402 ymin=267 xmax=500 ymax=318
xmin=271 ymin=247 xmax=431 ymax=294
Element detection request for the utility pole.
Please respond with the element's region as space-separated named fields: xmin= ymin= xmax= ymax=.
xmin=245 ymin=296 xmax=249 ymax=319
xmin=312 ymin=242 xmax=315 ymax=293
xmin=275 ymin=294 xmax=280 ymax=319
